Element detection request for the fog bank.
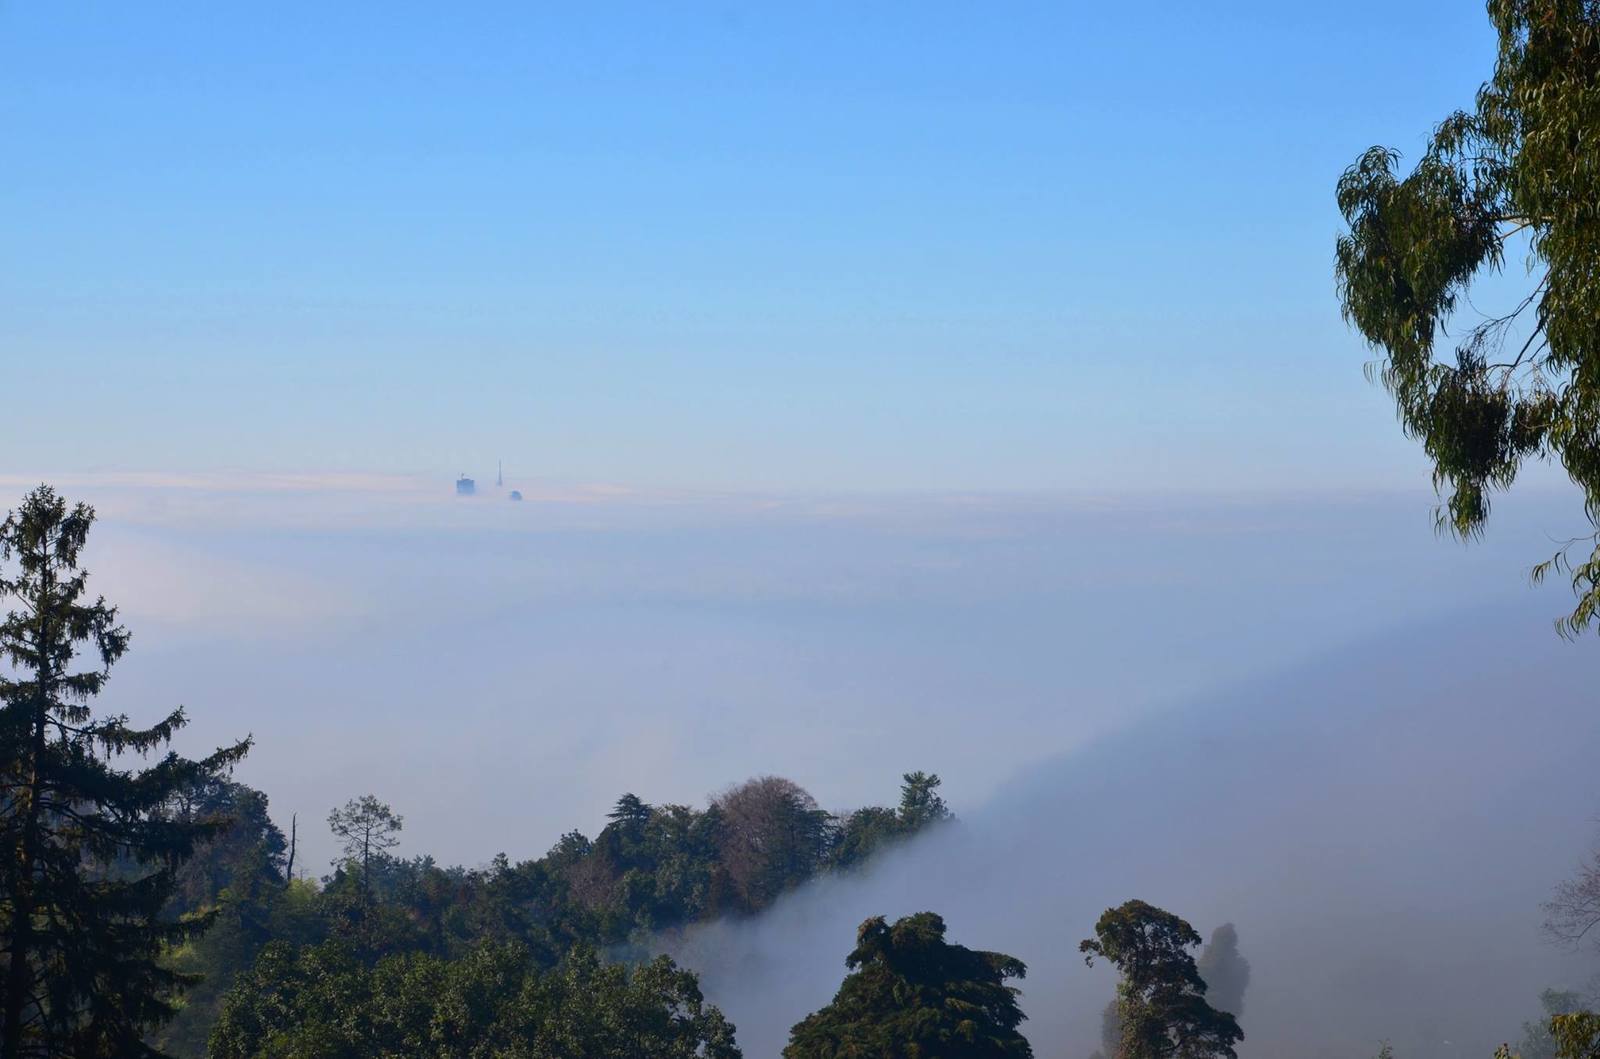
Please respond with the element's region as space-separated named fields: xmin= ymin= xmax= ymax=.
xmin=663 ymin=598 xmax=1599 ymax=1059
xmin=7 ymin=472 xmax=1589 ymax=896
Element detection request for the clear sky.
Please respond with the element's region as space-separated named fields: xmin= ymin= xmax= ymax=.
xmin=0 ymin=2 xmax=1507 ymax=490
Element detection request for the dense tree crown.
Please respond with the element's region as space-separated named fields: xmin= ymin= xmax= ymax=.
xmin=209 ymin=940 xmax=740 ymax=1059
xmin=785 ymin=912 xmax=1032 ymax=1059
xmin=150 ymin=770 xmax=953 ymax=1057
xmin=0 ymin=486 xmax=250 ymax=1058
xmin=1080 ymin=900 xmax=1243 ymax=1059
xmin=711 ymin=776 xmax=832 ymax=910
xmin=1335 ymin=1 xmax=1600 ymax=633
xmin=1100 ymin=922 xmax=1249 ymax=1056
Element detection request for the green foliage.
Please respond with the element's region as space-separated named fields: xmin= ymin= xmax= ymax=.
xmin=1079 ymin=900 xmax=1243 ymax=1059
xmin=897 ymin=771 xmax=952 ymax=829
xmin=784 ymin=911 xmax=1032 ymax=1059
xmin=0 ymin=486 xmax=251 ymax=1058
xmin=831 ymin=772 xmax=955 ymax=871
xmin=327 ymin=796 xmax=403 ymax=893
xmin=208 ymin=939 xmax=740 ymax=1059
xmin=1518 ymin=989 xmax=1591 ymax=1059
xmin=149 ymin=785 xmax=314 ymax=1058
xmin=1334 ymin=1 xmax=1600 ymax=634
xmin=0 ymin=484 xmax=961 ymax=1058
xmin=1552 ymin=1012 xmax=1600 ymax=1059
xmin=148 ymin=771 xmax=950 ymax=1056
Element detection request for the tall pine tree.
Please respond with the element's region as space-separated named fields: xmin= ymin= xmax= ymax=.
xmin=0 ymin=486 xmax=251 ymax=1059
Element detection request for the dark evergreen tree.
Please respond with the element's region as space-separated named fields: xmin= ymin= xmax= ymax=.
xmin=607 ymin=792 xmax=652 ymax=832
xmin=0 ymin=485 xmax=251 ymax=1059
xmin=785 ymin=911 xmax=1032 ymax=1059
xmin=1079 ymin=900 xmax=1243 ymax=1059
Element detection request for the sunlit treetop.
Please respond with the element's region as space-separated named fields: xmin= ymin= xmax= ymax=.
xmin=1336 ymin=0 xmax=1600 ymax=634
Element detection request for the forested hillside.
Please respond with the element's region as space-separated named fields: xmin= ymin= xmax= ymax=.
xmin=150 ymin=771 xmax=954 ymax=1055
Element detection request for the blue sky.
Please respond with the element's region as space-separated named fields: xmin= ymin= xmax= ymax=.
xmin=2 ymin=3 xmax=1503 ymax=489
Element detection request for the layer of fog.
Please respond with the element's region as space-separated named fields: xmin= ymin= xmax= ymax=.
xmin=663 ymin=596 xmax=1599 ymax=1059
xmin=11 ymin=472 xmax=1591 ymax=891
xmin=7 ymin=472 xmax=1595 ymax=1054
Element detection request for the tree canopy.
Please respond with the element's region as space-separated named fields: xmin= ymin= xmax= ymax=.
xmin=785 ymin=912 xmax=1032 ymax=1059
xmin=1080 ymin=900 xmax=1243 ymax=1059
xmin=1517 ymin=990 xmax=1593 ymax=1059
xmin=1335 ymin=0 xmax=1600 ymax=634
xmin=140 ymin=768 xmax=952 ymax=1057
xmin=208 ymin=939 xmax=740 ymax=1059
xmin=0 ymin=486 xmax=251 ymax=1058
xmin=327 ymin=795 xmax=403 ymax=901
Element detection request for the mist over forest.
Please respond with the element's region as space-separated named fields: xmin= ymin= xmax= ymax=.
xmin=3 ymin=474 xmax=1594 ymax=1057
xmin=10 ymin=1 xmax=1600 ymax=1056
xmin=664 ymin=594 xmax=1599 ymax=1058
xmin=22 ymin=474 xmax=1582 ymax=864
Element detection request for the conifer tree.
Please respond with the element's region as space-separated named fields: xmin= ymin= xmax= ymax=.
xmin=0 ymin=485 xmax=251 ymax=1059
xmin=897 ymin=771 xmax=951 ymax=829
xmin=327 ymin=795 xmax=402 ymax=899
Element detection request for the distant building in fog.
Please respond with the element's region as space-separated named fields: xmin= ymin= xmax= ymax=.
xmin=455 ymin=475 xmax=476 ymax=496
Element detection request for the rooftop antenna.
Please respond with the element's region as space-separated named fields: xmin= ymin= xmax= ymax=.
xmin=497 ymin=459 xmax=503 ymax=488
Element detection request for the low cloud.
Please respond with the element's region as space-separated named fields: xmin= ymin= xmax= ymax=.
xmin=660 ymin=600 xmax=1599 ymax=1059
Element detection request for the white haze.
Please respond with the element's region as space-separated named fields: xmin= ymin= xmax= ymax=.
xmin=662 ymin=595 xmax=1600 ymax=1059
xmin=2 ymin=472 xmax=1596 ymax=1058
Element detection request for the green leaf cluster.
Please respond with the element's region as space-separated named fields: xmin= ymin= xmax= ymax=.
xmin=1335 ymin=1 xmax=1600 ymax=633
xmin=1079 ymin=900 xmax=1243 ymax=1059
xmin=208 ymin=940 xmax=740 ymax=1059
xmin=784 ymin=911 xmax=1031 ymax=1059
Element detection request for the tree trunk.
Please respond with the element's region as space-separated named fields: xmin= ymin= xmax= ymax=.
xmin=284 ymin=814 xmax=297 ymax=887
xmin=2 ymin=578 xmax=50 ymax=1059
